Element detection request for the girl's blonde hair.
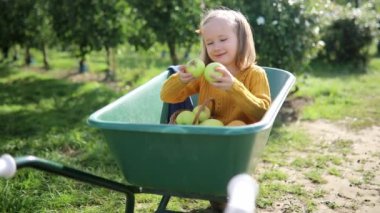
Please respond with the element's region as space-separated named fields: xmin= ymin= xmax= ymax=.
xmin=199 ymin=8 xmax=256 ymax=71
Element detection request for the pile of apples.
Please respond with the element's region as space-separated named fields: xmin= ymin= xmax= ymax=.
xmin=175 ymin=105 xmax=223 ymax=126
xmin=175 ymin=106 xmax=246 ymax=126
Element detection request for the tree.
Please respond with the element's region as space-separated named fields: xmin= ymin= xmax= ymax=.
xmin=24 ymin=0 xmax=57 ymax=69
xmin=126 ymin=0 xmax=202 ymax=64
xmin=0 ymin=0 xmax=35 ymax=62
xmin=241 ymin=1 xmax=322 ymax=71
xmin=49 ymin=0 xmax=126 ymax=73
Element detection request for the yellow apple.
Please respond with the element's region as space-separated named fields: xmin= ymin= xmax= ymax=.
xmin=186 ymin=58 xmax=205 ymax=78
xmin=204 ymin=62 xmax=223 ymax=83
xmin=193 ymin=105 xmax=211 ymax=122
xmin=227 ymin=120 xmax=246 ymax=126
xmin=200 ymin=118 xmax=224 ymax=126
xmin=175 ymin=110 xmax=195 ymax=125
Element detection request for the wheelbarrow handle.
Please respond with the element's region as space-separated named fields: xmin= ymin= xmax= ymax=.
xmin=0 ymin=154 xmax=17 ymax=179
xmin=1 ymin=154 xmax=139 ymax=212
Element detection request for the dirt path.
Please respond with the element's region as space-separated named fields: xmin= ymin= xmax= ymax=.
xmin=257 ymin=119 xmax=380 ymax=213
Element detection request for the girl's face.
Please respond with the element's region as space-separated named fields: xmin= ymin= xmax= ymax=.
xmin=202 ymin=17 xmax=238 ymax=72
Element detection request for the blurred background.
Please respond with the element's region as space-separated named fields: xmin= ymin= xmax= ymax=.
xmin=1 ymin=0 xmax=379 ymax=212
xmin=1 ymin=0 xmax=379 ymax=83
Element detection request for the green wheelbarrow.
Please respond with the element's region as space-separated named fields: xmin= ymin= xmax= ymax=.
xmin=0 ymin=67 xmax=295 ymax=212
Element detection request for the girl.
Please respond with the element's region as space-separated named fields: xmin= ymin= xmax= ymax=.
xmin=161 ymin=8 xmax=270 ymax=125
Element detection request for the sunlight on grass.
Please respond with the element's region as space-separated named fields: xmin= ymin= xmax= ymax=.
xmin=327 ymin=167 xmax=342 ymax=177
xmin=312 ymin=188 xmax=327 ymax=198
xmin=329 ymin=139 xmax=353 ymax=155
xmin=315 ymin=155 xmax=342 ymax=168
xmin=297 ymin=57 xmax=380 ymax=127
xmin=258 ymin=169 xmax=288 ymax=182
xmin=257 ymin=183 xmax=308 ymax=208
xmin=305 ymin=170 xmax=327 ymax=184
xmin=265 ymin=125 xmax=311 ymax=153
xmin=291 ymin=157 xmax=314 ymax=169
xmin=1 ymin=47 xmax=379 ymax=212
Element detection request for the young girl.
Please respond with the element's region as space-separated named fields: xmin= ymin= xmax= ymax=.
xmin=161 ymin=8 xmax=271 ymax=125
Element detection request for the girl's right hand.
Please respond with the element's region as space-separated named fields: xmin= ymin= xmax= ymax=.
xmin=178 ymin=65 xmax=195 ymax=83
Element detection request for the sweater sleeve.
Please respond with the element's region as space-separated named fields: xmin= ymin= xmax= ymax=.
xmin=160 ymin=73 xmax=200 ymax=103
xmin=226 ymin=67 xmax=271 ymax=121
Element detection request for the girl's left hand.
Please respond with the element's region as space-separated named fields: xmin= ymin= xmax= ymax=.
xmin=211 ymin=66 xmax=234 ymax=90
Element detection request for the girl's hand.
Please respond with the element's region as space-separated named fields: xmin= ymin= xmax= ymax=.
xmin=211 ymin=66 xmax=234 ymax=90
xmin=178 ymin=65 xmax=195 ymax=83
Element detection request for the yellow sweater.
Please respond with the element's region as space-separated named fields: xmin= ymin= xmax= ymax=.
xmin=160 ymin=65 xmax=271 ymax=124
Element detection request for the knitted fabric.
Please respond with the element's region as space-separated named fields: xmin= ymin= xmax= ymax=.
xmin=160 ymin=65 xmax=271 ymax=124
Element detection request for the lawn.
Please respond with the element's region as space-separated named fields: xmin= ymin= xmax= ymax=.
xmin=0 ymin=50 xmax=379 ymax=212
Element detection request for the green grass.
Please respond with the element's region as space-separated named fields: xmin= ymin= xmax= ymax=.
xmin=327 ymin=167 xmax=342 ymax=177
xmin=255 ymin=54 xmax=380 ymax=212
xmin=1 ymin=49 xmax=379 ymax=212
xmin=296 ymin=57 xmax=380 ymax=128
xmin=0 ymin=64 xmax=128 ymax=212
xmin=258 ymin=169 xmax=288 ymax=182
xmin=0 ymin=51 xmax=209 ymax=212
xmin=329 ymin=139 xmax=353 ymax=155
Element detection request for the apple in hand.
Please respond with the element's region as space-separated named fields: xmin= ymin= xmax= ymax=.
xmin=204 ymin=62 xmax=224 ymax=83
xmin=186 ymin=58 xmax=205 ymax=77
xmin=175 ymin=110 xmax=195 ymax=125
xmin=199 ymin=118 xmax=224 ymax=126
xmin=193 ymin=105 xmax=211 ymax=122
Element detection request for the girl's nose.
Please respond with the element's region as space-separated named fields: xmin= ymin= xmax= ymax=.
xmin=212 ymin=42 xmax=222 ymax=52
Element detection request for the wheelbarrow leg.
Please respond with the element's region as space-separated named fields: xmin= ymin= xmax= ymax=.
xmin=155 ymin=195 xmax=171 ymax=213
xmin=125 ymin=192 xmax=135 ymax=213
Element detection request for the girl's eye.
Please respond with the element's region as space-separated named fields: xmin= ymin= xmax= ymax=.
xmin=206 ymin=42 xmax=214 ymax=46
xmin=220 ymin=38 xmax=227 ymax=42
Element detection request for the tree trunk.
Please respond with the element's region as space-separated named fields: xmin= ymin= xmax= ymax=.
xmin=25 ymin=47 xmax=32 ymax=66
xmin=106 ymin=46 xmax=111 ymax=68
xmin=79 ymin=46 xmax=88 ymax=73
xmin=104 ymin=46 xmax=115 ymax=81
xmin=354 ymin=0 xmax=360 ymax=8
xmin=12 ymin=46 xmax=19 ymax=61
xmin=1 ymin=46 xmax=10 ymax=60
xmin=79 ymin=54 xmax=87 ymax=73
xmin=42 ymin=45 xmax=50 ymax=70
xmin=183 ymin=45 xmax=192 ymax=61
xmin=167 ymin=40 xmax=178 ymax=65
xmin=111 ymin=48 xmax=117 ymax=79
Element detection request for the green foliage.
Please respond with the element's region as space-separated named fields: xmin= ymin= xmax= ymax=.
xmin=241 ymin=0 xmax=325 ymax=72
xmin=319 ymin=2 xmax=379 ymax=68
xmin=126 ymin=0 xmax=203 ymax=64
xmin=23 ymin=0 xmax=56 ymax=48
xmin=48 ymin=0 xmax=127 ymax=58
xmin=0 ymin=0 xmax=35 ymax=49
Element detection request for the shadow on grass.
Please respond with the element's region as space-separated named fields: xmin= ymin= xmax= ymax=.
xmin=0 ymin=74 xmax=118 ymax=139
xmin=0 ymin=61 xmax=16 ymax=78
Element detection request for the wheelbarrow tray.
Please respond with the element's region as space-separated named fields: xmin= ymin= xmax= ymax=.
xmin=88 ymin=67 xmax=295 ymax=198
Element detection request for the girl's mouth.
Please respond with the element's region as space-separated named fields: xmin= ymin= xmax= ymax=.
xmin=214 ymin=53 xmax=226 ymax=58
